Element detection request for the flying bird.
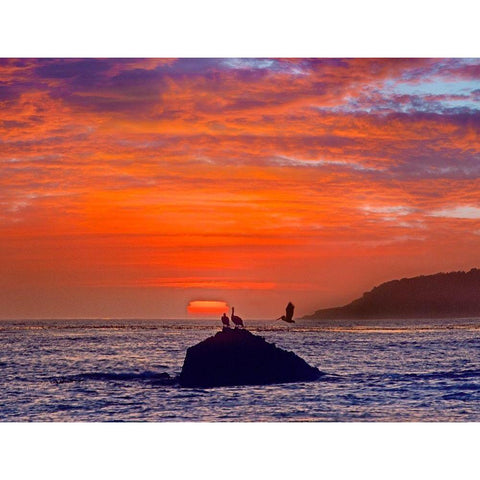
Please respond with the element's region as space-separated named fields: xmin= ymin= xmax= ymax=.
xmin=276 ymin=302 xmax=295 ymax=323
xmin=231 ymin=306 xmax=244 ymax=328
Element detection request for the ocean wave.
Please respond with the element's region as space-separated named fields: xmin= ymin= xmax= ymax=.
xmin=346 ymin=368 xmax=480 ymax=385
xmin=51 ymin=370 xmax=177 ymax=385
xmin=394 ymin=368 xmax=480 ymax=382
xmin=442 ymin=391 xmax=479 ymax=401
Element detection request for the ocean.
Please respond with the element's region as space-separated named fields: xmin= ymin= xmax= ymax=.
xmin=1 ymin=318 xmax=480 ymax=422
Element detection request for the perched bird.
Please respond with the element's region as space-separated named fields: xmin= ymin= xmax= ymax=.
xmin=231 ymin=306 xmax=244 ymax=328
xmin=277 ymin=302 xmax=295 ymax=323
xmin=221 ymin=313 xmax=230 ymax=328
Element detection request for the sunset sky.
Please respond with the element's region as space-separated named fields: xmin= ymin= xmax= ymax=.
xmin=1 ymin=58 xmax=480 ymax=319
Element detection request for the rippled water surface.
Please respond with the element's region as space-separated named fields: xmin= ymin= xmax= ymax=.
xmin=1 ymin=319 xmax=480 ymax=421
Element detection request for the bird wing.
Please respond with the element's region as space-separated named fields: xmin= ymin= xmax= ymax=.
xmin=286 ymin=302 xmax=294 ymax=318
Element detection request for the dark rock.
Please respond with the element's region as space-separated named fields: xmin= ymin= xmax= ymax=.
xmin=179 ymin=328 xmax=322 ymax=388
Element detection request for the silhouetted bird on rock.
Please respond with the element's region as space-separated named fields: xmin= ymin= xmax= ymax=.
xmin=277 ymin=302 xmax=295 ymax=323
xmin=221 ymin=313 xmax=230 ymax=329
xmin=231 ymin=306 xmax=244 ymax=328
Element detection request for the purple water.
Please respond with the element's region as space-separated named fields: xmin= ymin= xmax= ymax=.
xmin=1 ymin=319 xmax=480 ymax=421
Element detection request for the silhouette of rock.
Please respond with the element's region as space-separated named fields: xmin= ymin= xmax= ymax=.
xmin=304 ymin=268 xmax=480 ymax=320
xmin=179 ymin=328 xmax=322 ymax=388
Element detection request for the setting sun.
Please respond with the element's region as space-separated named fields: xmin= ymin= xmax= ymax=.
xmin=187 ymin=300 xmax=229 ymax=316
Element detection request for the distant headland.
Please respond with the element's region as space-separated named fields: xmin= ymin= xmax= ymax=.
xmin=304 ymin=268 xmax=480 ymax=320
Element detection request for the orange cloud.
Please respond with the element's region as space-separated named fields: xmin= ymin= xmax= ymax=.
xmin=1 ymin=58 xmax=480 ymax=319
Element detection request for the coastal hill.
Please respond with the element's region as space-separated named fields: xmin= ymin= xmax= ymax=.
xmin=303 ymin=268 xmax=480 ymax=320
